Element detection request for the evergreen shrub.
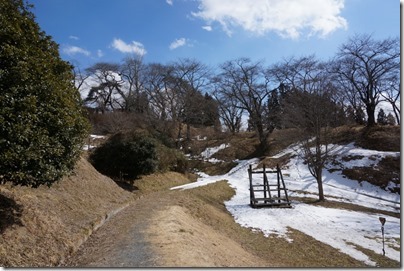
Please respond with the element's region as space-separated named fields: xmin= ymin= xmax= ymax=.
xmin=89 ymin=132 xmax=158 ymax=179
xmin=0 ymin=0 xmax=89 ymax=187
xmin=90 ymin=131 xmax=189 ymax=180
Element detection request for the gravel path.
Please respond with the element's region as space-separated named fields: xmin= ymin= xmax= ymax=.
xmin=64 ymin=192 xmax=170 ymax=267
xmin=64 ymin=189 xmax=267 ymax=268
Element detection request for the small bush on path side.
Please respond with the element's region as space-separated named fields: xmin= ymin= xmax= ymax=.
xmin=89 ymin=132 xmax=158 ymax=180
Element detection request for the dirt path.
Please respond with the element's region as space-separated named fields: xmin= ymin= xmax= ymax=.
xmin=64 ymin=192 xmax=166 ymax=267
xmin=64 ymin=190 xmax=267 ymax=267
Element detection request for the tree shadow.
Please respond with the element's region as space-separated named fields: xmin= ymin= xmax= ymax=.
xmin=114 ymin=180 xmax=139 ymax=192
xmin=0 ymin=194 xmax=23 ymax=234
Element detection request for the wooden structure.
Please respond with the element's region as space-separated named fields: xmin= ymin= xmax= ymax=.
xmin=248 ymin=164 xmax=291 ymax=208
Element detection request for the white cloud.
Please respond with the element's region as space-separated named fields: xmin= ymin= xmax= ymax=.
xmin=202 ymin=25 xmax=212 ymax=31
xmin=97 ymin=49 xmax=104 ymax=58
xmin=166 ymin=0 xmax=173 ymax=5
xmin=169 ymin=38 xmax=187 ymax=50
xmin=192 ymin=0 xmax=348 ymax=39
xmin=111 ymin=38 xmax=147 ymax=56
xmin=69 ymin=35 xmax=79 ymax=40
xmin=62 ymin=45 xmax=90 ymax=56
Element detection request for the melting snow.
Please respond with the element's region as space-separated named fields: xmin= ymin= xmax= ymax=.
xmin=190 ymin=143 xmax=230 ymax=163
xmin=90 ymin=134 xmax=106 ymax=139
xmin=83 ymin=134 xmax=106 ymax=150
xmin=171 ymin=142 xmax=401 ymax=266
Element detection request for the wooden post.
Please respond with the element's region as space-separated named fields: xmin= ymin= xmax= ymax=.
xmin=278 ymin=165 xmax=290 ymax=205
xmin=276 ymin=164 xmax=281 ymax=203
xmin=263 ymin=164 xmax=272 ymax=203
xmin=248 ymin=165 xmax=254 ymax=206
xmin=263 ymin=164 xmax=267 ymax=200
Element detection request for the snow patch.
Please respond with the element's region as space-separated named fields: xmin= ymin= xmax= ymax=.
xmin=200 ymin=143 xmax=230 ymax=159
xmin=171 ymin=143 xmax=401 ymax=265
xmin=90 ymin=134 xmax=106 ymax=139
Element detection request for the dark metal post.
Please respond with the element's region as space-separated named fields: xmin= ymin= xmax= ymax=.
xmin=379 ymin=217 xmax=386 ymax=256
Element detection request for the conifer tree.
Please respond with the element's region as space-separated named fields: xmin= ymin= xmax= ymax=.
xmin=377 ymin=109 xmax=387 ymax=125
xmin=386 ymin=113 xmax=396 ymax=126
xmin=0 ymin=0 xmax=89 ymax=187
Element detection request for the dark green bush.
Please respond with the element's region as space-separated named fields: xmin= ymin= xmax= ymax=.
xmin=89 ymin=132 xmax=158 ymax=179
xmin=0 ymin=0 xmax=89 ymax=187
xmin=156 ymin=144 xmax=188 ymax=174
xmin=90 ymin=130 xmax=189 ymax=180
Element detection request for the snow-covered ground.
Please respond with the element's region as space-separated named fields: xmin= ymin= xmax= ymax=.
xmin=83 ymin=134 xmax=106 ymax=150
xmin=190 ymin=143 xmax=230 ymax=163
xmin=171 ymin=142 xmax=401 ymax=266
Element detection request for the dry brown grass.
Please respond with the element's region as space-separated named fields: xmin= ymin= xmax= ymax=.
xmin=346 ymin=242 xmax=399 ymax=268
xmin=166 ymin=125 xmax=400 ymax=267
xmin=265 ymin=128 xmax=305 ymax=156
xmin=129 ymin=174 xmax=399 ymax=267
xmin=134 ymin=171 xmax=191 ymax=194
xmin=357 ymin=125 xmax=400 ymax=152
xmin=171 ymin=181 xmax=371 ymax=267
xmin=305 ymin=124 xmax=400 ymax=152
xmin=342 ymin=156 xmax=400 ymax=192
xmin=257 ymin=154 xmax=293 ymax=169
xmin=292 ymin=197 xmax=400 ymax=218
xmin=0 ymin=157 xmax=135 ymax=267
xmin=188 ymin=160 xmax=238 ymax=176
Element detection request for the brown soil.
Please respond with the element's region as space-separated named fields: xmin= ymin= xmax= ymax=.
xmin=65 ymin=190 xmax=267 ymax=267
xmin=148 ymin=205 xmax=267 ymax=267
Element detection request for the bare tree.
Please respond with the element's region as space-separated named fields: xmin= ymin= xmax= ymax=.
xmin=143 ymin=63 xmax=173 ymax=121
xmin=142 ymin=60 xmax=214 ymax=147
xmin=119 ymin=55 xmax=148 ymax=113
xmin=72 ymin=63 xmax=90 ymax=93
xmin=216 ymin=58 xmax=270 ymax=149
xmin=170 ymin=58 xmax=212 ymax=143
xmin=213 ymin=87 xmax=244 ymax=134
xmin=268 ymin=55 xmax=321 ymax=92
xmin=269 ymin=56 xmax=344 ymax=201
xmin=380 ymin=79 xmax=400 ymax=125
xmin=84 ymin=62 xmax=123 ymax=113
xmin=331 ymin=34 xmax=400 ymax=126
xmin=284 ymin=88 xmax=340 ymax=201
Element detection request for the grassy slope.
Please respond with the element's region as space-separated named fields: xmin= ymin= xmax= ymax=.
xmin=0 ymin=157 xmax=135 ymax=267
xmin=176 ymin=124 xmax=400 ymax=267
xmin=0 ymin=124 xmax=399 ymax=267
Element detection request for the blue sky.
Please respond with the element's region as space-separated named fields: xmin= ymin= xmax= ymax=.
xmin=30 ymin=0 xmax=400 ymax=69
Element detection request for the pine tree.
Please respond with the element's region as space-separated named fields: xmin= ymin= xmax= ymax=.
xmin=0 ymin=0 xmax=89 ymax=187
xmin=377 ymin=109 xmax=387 ymax=125
xmin=266 ymin=88 xmax=282 ymax=130
xmin=386 ymin=113 xmax=396 ymax=126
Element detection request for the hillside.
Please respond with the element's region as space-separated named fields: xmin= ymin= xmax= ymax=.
xmin=0 ymin=157 xmax=136 ymax=267
xmin=172 ymin=125 xmax=400 ymax=267
xmin=0 ymin=124 xmax=400 ymax=267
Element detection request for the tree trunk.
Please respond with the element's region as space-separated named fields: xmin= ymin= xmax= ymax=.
xmin=254 ymin=117 xmax=269 ymax=151
xmin=366 ymin=104 xmax=376 ymax=126
xmin=392 ymin=105 xmax=400 ymax=125
xmin=186 ymin=122 xmax=191 ymax=143
xmin=176 ymin=122 xmax=183 ymax=149
xmin=316 ymin=168 xmax=325 ymax=201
